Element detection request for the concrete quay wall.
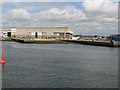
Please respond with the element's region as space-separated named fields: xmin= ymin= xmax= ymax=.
xmin=63 ymin=40 xmax=120 ymax=47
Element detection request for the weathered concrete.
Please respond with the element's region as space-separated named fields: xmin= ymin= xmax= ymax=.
xmin=11 ymin=38 xmax=74 ymax=44
xmin=9 ymin=38 xmax=120 ymax=47
xmin=63 ymin=40 xmax=120 ymax=47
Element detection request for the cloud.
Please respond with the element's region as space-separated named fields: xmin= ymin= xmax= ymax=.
xmin=2 ymin=0 xmax=84 ymax=2
xmin=10 ymin=8 xmax=31 ymax=20
xmin=2 ymin=1 xmax=118 ymax=35
xmin=83 ymin=0 xmax=118 ymax=14
xmin=83 ymin=0 xmax=118 ymax=22
xmin=3 ymin=6 xmax=87 ymax=27
xmin=32 ymin=6 xmax=86 ymax=22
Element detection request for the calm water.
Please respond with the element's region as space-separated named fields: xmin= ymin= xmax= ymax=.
xmin=2 ymin=41 xmax=118 ymax=88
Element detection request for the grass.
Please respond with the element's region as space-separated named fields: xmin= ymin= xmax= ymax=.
xmin=2 ymin=37 xmax=12 ymax=41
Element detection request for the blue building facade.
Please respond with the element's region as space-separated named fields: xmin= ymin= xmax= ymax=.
xmin=107 ymin=35 xmax=120 ymax=41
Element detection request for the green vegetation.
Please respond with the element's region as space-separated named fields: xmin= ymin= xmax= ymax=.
xmin=73 ymin=34 xmax=83 ymax=37
xmin=2 ymin=37 xmax=12 ymax=41
xmin=101 ymin=36 xmax=106 ymax=38
xmin=73 ymin=34 xmax=94 ymax=37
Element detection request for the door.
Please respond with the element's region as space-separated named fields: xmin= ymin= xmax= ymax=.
xmin=35 ymin=32 xmax=38 ymax=38
xmin=7 ymin=32 xmax=11 ymax=37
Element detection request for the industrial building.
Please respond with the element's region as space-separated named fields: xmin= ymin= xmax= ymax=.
xmin=0 ymin=30 xmax=11 ymax=37
xmin=10 ymin=27 xmax=73 ymax=39
xmin=107 ymin=34 xmax=120 ymax=41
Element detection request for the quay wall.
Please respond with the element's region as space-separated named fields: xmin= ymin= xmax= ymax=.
xmin=9 ymin=38 xmax=120 ymax=47
xmin=63 ymin=40 xmax=120 ymax=47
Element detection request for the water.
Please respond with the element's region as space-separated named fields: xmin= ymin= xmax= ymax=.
xmin=2 ymin=41 xmax=118 ymax=88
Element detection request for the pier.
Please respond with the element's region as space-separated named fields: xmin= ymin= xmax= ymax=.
xmin=63 ymin=40 xmax=120 ymax=47
xmin=11 ymin=38 xmax=73 ymax=44
xmin=1 ymin=37 xmax=120 ymax=47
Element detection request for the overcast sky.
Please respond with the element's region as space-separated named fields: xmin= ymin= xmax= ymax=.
xmin=2 ymin=0 xmax=119 ymax=35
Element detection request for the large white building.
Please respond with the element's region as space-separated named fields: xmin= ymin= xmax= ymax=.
xmin=10 ymin=27 xmax=73 ymax=39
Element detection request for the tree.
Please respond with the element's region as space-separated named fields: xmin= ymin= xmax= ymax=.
xmin=94 ymin=35 xmax=98 ymax=38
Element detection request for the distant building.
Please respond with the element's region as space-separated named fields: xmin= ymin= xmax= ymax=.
xmin=10 ymin=27 xmax=73 ymax=39
xmin=0 ymin=30 xmax=11 ymax=37
xmin=79 ymin=36 xmax=101 ymax=40
xmin=107 ymin=34 xmax=120 ymax=41
xmin=72 ymin=37 xmax=80 ymax=40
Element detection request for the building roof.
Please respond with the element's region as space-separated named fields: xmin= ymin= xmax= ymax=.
xmin=13 ymin=27 xmax=69 ymax=29
xmin=0 ymin=30 xmax=11 ymax=32
xmin=12 ymin=27 xmax=73 ymax=33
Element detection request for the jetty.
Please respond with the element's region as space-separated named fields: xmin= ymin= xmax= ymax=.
xmin=11 ymin=38 xmax=73 ymax=44
xmin=63 ymin=40 xmax=120 ymax=47
xmin=1 ymin=37 xmax=120 ymax=47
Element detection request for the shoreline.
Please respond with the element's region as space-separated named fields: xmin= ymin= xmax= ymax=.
xmin=63 ymin=40 xmax=116 ymax=47
xmin=1 ymin=37 xmax=120 ymax=47
xmin=11 ymin=38 xmax=75 ymax=44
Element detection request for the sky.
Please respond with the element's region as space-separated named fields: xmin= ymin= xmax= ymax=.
xmin=1 ymin=0 xmax=119 ymax=35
